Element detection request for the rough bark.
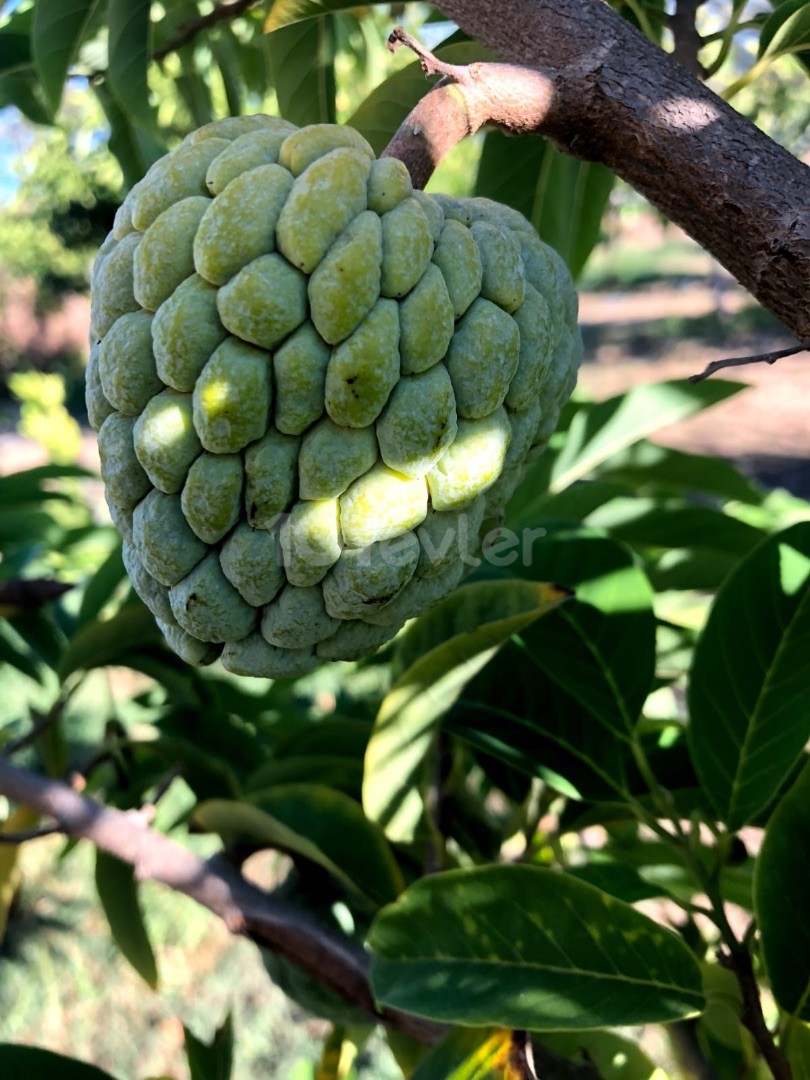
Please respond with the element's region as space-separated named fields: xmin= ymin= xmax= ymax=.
xmin=412 ymin=0 xmax=810 ymax=344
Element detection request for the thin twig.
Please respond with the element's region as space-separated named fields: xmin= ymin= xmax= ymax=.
xmin=717 ymin=948 xmax=793 ymax=1080
xmin=0 ymin=821 xmax=63 ymax=844
xmin=670 ymin=0 xmax=707 ymax=79
xmin=0 ymin=578 xmax=73 ymax=612
xmin=2 ymin=690 xmax=74 ymax=759
xmin=153 ymin=0 xmax=260 ymax=62
xmin=689 ymin=345 xmax=808 ymax=383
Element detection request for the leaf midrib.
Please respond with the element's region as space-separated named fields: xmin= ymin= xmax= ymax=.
xmin=376 ymin=953 xmax=701 ymax=995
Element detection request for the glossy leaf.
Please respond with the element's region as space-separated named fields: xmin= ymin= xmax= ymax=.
xmin=598 ymin=440 xmax=764 ymax=506
xmin=0 ymin=1047 xmax=116 ymax=1079
xmin=58 ymin=603 xmax=163 ymax=680
xmin=755 ymin=760 xmax=810 ymax=1018
xmin=363 ymin=581 xmax=571 ymax=841
xmin=93 ymin=81 xmax=165 ymax=187
xmin=246 ymin=755 xmax=363 ymax=796
xmin=513 ymin=529 xmax=655 ymax=738
xmin=95 ymin=850 xmax=158 ymax=989
xmin=184 ymin=1013 xmax=234 ymax=1080
xmin=32 ymin=0 xmax=102 ymax=113
xmin=369 ymin=865 xmax=705 ymax=1028
xmin=265 ymin=0 xmax=389 ymax=31
xmin=512 ymin=380 xmax=746 ymax=521
xmin=107 ymin=0 xmax=158 ymax=134
xmin=266 ymin=19 xmax=336 ymax=126
xmin=476 ymin=130 xmax=613 ymax=277
xmin=0 ymin=620 xmax=44 ymax=682
xmin=77 ymin=539 xmax=125 ymax=626
xmin=688 ymin=522 xmax=810 ymax=828
xmin=195 ymin=785 xmax=403 ymax=909
xmin=0 ymin=6 xmax=34 ymax=76
xmin=474 ymin=131 xmax=546 ymax=223
xmin=349 ymin=43 xmax=489 ymax=155
xmin=450 ymin=531 xmax=654 ymax=800
xmin=759 ymin=0 xmax=810 ymax=62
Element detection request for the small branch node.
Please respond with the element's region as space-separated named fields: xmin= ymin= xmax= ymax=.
xmin=386 ymin=25 xmax=464 ymax=82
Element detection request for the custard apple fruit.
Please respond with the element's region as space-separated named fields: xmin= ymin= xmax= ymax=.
xmin=88 ymin=116 xmax=581 ymax=678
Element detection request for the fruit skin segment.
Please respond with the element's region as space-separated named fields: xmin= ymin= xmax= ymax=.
xmin=89 ymin=116 xmax=581 ymax=677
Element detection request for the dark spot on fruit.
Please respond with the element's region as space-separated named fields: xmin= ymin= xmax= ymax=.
xmin=345 ymin=376 xmax=357 ymax=385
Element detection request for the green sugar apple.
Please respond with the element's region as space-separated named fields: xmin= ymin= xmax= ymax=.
xmin=88 ymin=116 xmax=581 ymax=678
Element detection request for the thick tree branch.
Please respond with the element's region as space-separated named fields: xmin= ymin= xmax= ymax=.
xmin=386 ymin=1 xmax=810 ymax=344
xmin=0 ymin=755 xmax=441 ymax=1046
xmin=0 ymin=757 xmax=607 ymax=1077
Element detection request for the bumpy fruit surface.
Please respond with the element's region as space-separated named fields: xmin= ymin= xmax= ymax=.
xmin=88 ymin=116 xmax=581 ymax=678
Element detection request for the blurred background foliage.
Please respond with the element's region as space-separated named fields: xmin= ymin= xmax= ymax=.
xmin=0 ymin=1 xmax=809 ymax=1078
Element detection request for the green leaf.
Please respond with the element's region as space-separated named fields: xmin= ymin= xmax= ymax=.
xmin=0 ymin=464 xmax=93 ymax=507
xmin=0 ymin=1046 xmax=116 ymax=1079
xmin=450 ymin=531 xmax=654 ymax=800
xmin=0 ymin=619 xmax=44 ymax=682
xmin=369 ymin=865 xmax=704 ymax=1029
xmin=264 ymin=0 xmax=389 ymax=32
xmin=95 ymin=850 xmax=158 ymax=989
xmin=512 ymin=380 xmax=746 ymax=520
xmin=0 ymin=69 xmax=53 ymax=124
xmin=349 ymin=43 xmax=489 ymax=155
xmin=78 ymin=540 xmax=125 ymax=626
xmin=266 ymin=18 xmax=336 ymax=126
xmin=32 ymin=0 xmax=103 ymax=114
xmin=476 ymin=132 xmax=615 ymax=279
xmin=107 ymin=0 xmax=159 ymax=135
xmin=755 ymin=760 xmax=810 ymax=1018
xmin=94 ymin=81 xmax=165 ymax=187
xmin=184 ymin=1013 xmax=234 ymax=1080
xmin=246 ymin=756 xmax=363 ymax=796
xmin=758 ymin=0 xmax=810 ymax=63
xmin=786 ymin=1020 xmax=810 ymax=1080
xmin=598 ymin=441 xmax=765 ymax=506
xmin=588 ymin=501 xmax=765 ymax=558
xmin=0 ymin=7 xmax=34 ymax=77
xmin=210 ymin=28 xmax=244 ymax=117
xmin=688 ymin=522 xmax=810 ymax=828
xmin=58 ymin=603 xmax=162 ymax=680
xmin=195 ymin=785 xmax=403 ymax=909
xmin=566 ymin=863 xmax=667 ymax=903
xmin=363 ymin=581 xmax=571 ymax=841
xmin=514 ymin=529 xmax=656 ymax=739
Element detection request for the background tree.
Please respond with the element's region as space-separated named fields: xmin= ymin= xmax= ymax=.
xmin=0 ymin=1 xmax=809 ymax=1077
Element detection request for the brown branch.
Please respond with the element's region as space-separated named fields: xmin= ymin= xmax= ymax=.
xmin=717 ymin=948 xmax=793 ymax=1080
xmin=671 ymin=0 xmax=707 ymax=79
xmin=153 ymin=0 xmax=260 ymax=62
xmin=384 ymin=2 xmax=810 ymax=344
xmin=0 ymin=822 xmax=62 ymax=844
xmin=689 ymin=344 xmax=808 ymax=383
xmin=0 ymin=755 xmax=441 ymax=1046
